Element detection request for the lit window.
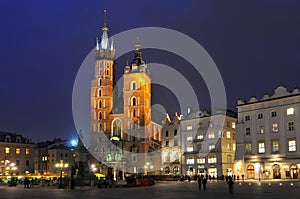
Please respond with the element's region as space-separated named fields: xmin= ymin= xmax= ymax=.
xmin=287 ymin=108 xmax=295 ymax=115
xmin=258 ymin=142 xmax=265 ymax=153
xmin=245 ymin=127 xmax=251 ymax=135
xmin=187 ymin=126 xmax=193 ymax=131
xmin=288 ymin=121 xmax=295 ymax=131
xmin=288 ymin=140 xmax=296 ymax=152
xmin=232 ymin=143 xmax=236 ymax=151
xmin=197 ymin=158 xmax=205 ymax=164
xmin=271 ymin=111 xmax=277 ymax=117
xmin=258 ymin=125 xmax=264 ymax=134
xmin=258 ymin=113 xmax=263 ymax=119
xmin=245 ymin=143 xmax=252 ymax=154
xmin=186 ymin=158 xmax=194 ymax=164
xmin=186 ymin=136 xmax=193 ymax=141
xmin=272 ymin=123 xmax=278 ymax=133
xmin=208 ymin=156 xmax=217 ymax=163
xmin=208 ymin=132 xmax=215 ymax=139
xmin=245 ymin=115 xmax=250 ymax=121
xmin=16 ymin=148 xmax=21 ymax=155
xmin=186 ymin=146 xmax=193 ymax=152
xmin=197 ymin=134 xmax=203 ymax=140
xmin=227 ymin=144 xmax=231 ymax=150
xmin=25 ymin=149 xmax=30 ymax=155
xmin=209 ymin=145 xmax=215 ymax=150
xmin=226 ymin=131 xmax=231 ymax=139
xmin=272 ymin=140 xmax=279 ymax=153
xmin=231 ymin=122 xmax=236 ymax=129
xmin=5 ymin=147 xmax=10 ymax=154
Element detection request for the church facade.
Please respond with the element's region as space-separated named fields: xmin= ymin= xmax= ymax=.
xmin=90 ymin=10 xmax=162 ymax=179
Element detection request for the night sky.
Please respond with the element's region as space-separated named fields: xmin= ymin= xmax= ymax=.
xmin=1 ymin=0 xmax=300 ymax=142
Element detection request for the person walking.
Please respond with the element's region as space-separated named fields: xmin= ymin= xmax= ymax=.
xmin=197 ymin=175 xmax=202 ymax=190
xmin=227 ymin=177 xmax=234 ymax=194
xmin=202 ymin=177 xmax=207 ymax=190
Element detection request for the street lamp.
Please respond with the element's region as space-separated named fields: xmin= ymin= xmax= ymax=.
xmin=55 ymin=160 xmax=69 ymax=188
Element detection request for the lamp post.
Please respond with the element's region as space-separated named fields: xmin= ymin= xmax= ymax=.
xmin=55 ymin=160 xmax=69 ymax=189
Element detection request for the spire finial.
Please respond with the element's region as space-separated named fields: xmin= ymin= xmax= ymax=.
xmin=104 ymin=9 xmax=107 ymax=26
xmin=102 ymin=9 xmax=108 ymax=32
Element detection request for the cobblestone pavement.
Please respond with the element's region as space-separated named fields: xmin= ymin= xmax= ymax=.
xmin=1 ymin=180 xmax=300 ymax=199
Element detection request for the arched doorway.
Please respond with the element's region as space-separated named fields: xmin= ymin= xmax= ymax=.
xmin=173 ymin=166 xmax=179 ymax=175
xmin=164 ymin=167 xmax=170 ymax=174
xmin=247 ymin=165 xmax=255 ymax=179
xmin=273 ymin=164 xmax=281 ymax=179
xmin=291 ymin=164 xmax=298 ymax=179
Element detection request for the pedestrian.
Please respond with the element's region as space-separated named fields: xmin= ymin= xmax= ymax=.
xmin=227 ymin=177 xmax=234 ymax=194
xmin=202 ymin=178 xmax=207 ymax=190
xmin=197 ymin=175 xmax=202 ymax=190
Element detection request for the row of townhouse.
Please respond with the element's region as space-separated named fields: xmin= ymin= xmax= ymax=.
xmin=161 ymin=86 xmax=300 ymax=180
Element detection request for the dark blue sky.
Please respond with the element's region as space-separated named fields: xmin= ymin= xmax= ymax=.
xmin=1 ymin=0 xmax=300 ymax=142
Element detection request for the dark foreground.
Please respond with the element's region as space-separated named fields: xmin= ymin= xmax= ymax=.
xmin=1 ymin=180 xmax=300 ymax=199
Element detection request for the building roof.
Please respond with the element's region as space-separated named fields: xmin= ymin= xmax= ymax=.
xmin=237 ymin=86 xmax=300 ymax=106
xmin=0 ymin=130 xmax=33 ymax=143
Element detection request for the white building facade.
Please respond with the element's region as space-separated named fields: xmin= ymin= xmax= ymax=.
xmin=235 ymin=86 xmax=300 ymax=180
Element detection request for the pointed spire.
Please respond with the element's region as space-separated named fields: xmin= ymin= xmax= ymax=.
xmin=102 ymin=9 xmax=108 ymax=32
xmin=96 ymin=37 xmax=100 ymax=50
xmin=100 ymin=9 xmax=109 ymax=49
xmin=110 ymin=37 xmax=114 ymax=51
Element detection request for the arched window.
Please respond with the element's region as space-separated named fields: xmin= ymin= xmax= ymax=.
xmin=106 ymin=70 xmax=110 ymax=76
xmin=99 ymin=78 xmax=102 ymax=86
xmin=98 ymin=89 xmax=102 ymax=97
xmin=16 ymin=136 xmax=21 ymax=143
xmin=98 ymin=112 xmax=102 ymax=120
xmin=131 ymin=81 xmax=136 ymax=91
xmin=98 ymin=100 xmax=102 ymax=108
xmin=112 ymin=119 xmax=122 ymax=137
xmin=131 ymin=97 xmax=137 ymax=106
xmin=5 ymin=135 xmax=11 ymax=142
xmin=133 ymin=109 xmax=136 ymax=117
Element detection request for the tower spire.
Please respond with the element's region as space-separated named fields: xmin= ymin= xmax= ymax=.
xmin=102 ymin=9 xmax=108 ymax=32
xmin=100 ymin=8 xmax=109 ymax=49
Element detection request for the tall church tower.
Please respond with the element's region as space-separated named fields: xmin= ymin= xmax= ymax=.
xmin=123 ymin=41 xmax=151 ymax=141
xmin=91 ymin=9 xmax=115 ymax=148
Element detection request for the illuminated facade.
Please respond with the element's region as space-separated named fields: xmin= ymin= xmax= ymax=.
xmin=161 ymin=113 xmax=182 ymax=175
xmin=0 ymin=131 xmax=35 ymax=174
xmin=90 ymin=10 xmax=162 ymax=179
xmin=180 ymin=110 xmax=237 ymax=178
xmin=235 ymin=86 xmax=300 ymax=180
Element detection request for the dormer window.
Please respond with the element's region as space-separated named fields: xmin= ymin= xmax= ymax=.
xmin=5 ymin=135 xmax=11 ymax=142
xmin=26 ymin=138 xmax=31 ymax=144
xmin=16 ymin=136 xmax=21 ymax=143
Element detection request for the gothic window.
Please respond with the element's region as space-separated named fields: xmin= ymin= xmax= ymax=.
xmin=131 ymin=81 xmax=137 ymax=91
xmin=131 ymin=97 xmax=137 ymax=106
xmin=99 ymin=78 xmax=102 ymax=86
xmin=112 ymin=119 xmax=122 ymax=137
xmin=133 ymin=109 xmax=136 ymax=117
xmin=98 ymin=112 xmax=102 ymax=120
xmin=98 ymin=89 xmax=102 ymax=97
xmin=98 ymin=100 xmax=102 ymax=108
xmin=106 ymin=69 xmax=110 ymax=76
